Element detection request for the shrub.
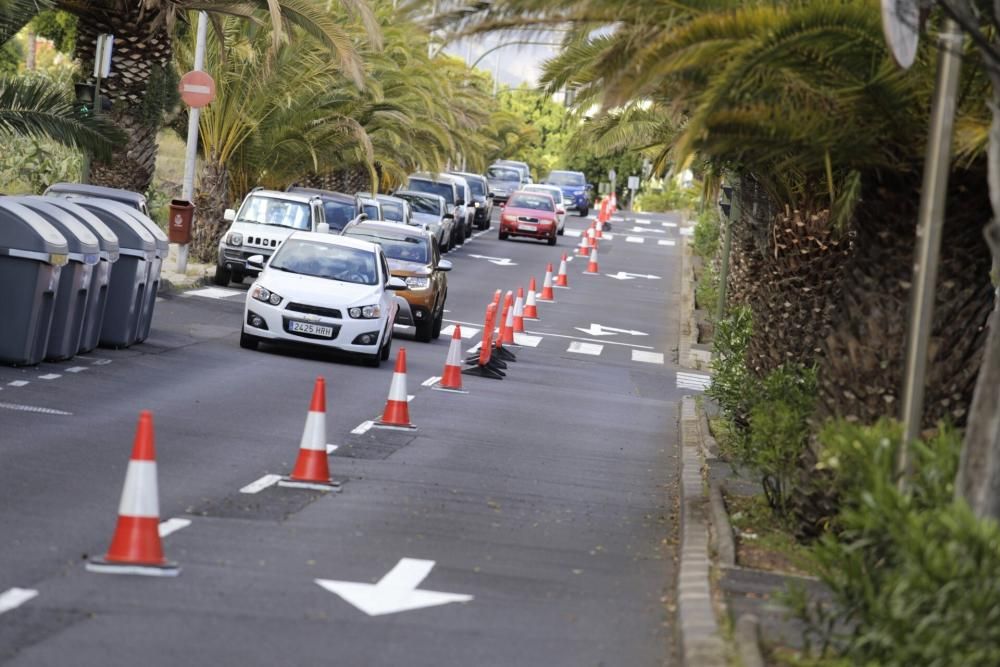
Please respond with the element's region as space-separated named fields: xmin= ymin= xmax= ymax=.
xmin=695 ymin=261 xmax=718 ymax=312
xmin=634 ymin=182 xmax=699 ymax=212
xmin=800 ymin=421 xmax=1000 ymax=666
xmin=707 ymin=305 xmax=754 ymax=433
xmin=0 ymin=134 xmax=81 ymax=194
xmin=692 ymin=207 xmax=720 ymax=260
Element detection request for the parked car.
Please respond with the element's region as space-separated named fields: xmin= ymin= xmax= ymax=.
xmin=393 ymin=190 xmax=454 ymax=252
xmin=214 ymin=188 xmax=326 ymax=286
xmin=357 ymin=194 xmax=383 ymax=221
xmin=543 ymin=169 xmax=592 ymax=217
xmin=406 ymin=172 xmax=470 ymax=247
xmin=498 ymin=191 xmax=559 ymax=245
xmin=239 ymin=230 xmax=410 ymax=367
xmin=449 ymin=171 xmax=492 ymax=229
xmin=451 ymin=176 xmax=476 ymax=238
xmin=286 ymin=186 xmax=364 ymax=232
xmin=524 ymin=183 xmax=567 ymax=235
xmin=342 ymin=220 xmax=451 ymax=342
xmin=495 ymin=159 xmax=533 ymax=185
xmin=486 ymin=164 xmax=523 ymax=204
xmin=44 ymin=183 xmax=152 ymax=217
xmin=368 ymin=194 xmax=411 ymax=225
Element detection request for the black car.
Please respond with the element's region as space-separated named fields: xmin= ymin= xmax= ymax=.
xmin=286 ymin=186 xmax=363 ymax=232
xmin=449 ymin=171 xmax=492 ymax=230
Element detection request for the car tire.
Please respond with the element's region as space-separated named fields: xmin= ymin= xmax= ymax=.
xmin=213 ymin=265 xmax=232 ymax=286
xmin=499 ymin=230 xmax=508 ymax=240
xmin=364 ymin=353 xmax=381 ymax=368
xmin=415 ymin=317 xmax=433 ymax=343
xmin=558 ymin=226 xmax=565 ymax=236
xmin=231 ymin=270 xmax=245 ymax=285
xmin=431 ymin=306 xmax=444 ymax=339
xmin=239 ymin=329 xmax=259 ymax=350
xmin=579 ymin=206 xmax=589 ymax=217
xmin=548 ymin=235 xmax=557 ymax=246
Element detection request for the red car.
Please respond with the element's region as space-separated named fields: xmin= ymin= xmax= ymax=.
xmin=498 ymin=191 xmax=559 ymax=245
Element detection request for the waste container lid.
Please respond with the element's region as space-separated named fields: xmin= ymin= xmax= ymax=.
xmin=14 ymin=197 xmax=100 ymax=261
xmin=98 ymin=199 xmax=169 ymax=255
xmin=37 ymin=198 xmax=120 ymax=258
xmin=44 ymin=183 xmax=149 ymax=212
xmin=0 ymin=199 xmax=70 ymax=264
xmin=73 ymin=199 xmax=156 ymax=259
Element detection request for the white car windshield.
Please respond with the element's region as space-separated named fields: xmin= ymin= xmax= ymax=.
xmin=546 ymin=172 xmax=586 ymax=187
xmin=269 ymin=239 xmax=378 ymax=285
xmin=237 ymin=195 xmax=311 ymax=230
xmin=508 ymin=193 xmax=555 ymax=212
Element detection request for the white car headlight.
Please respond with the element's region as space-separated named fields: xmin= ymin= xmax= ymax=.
xmin=405 ymin=276 xmax=430 ymax=289
xmin=228 ymin=232 xmax=243 ymax=246
xmin=251 ymin=285 xmax=282 ymax=306
xmin=349 ymin=304 xmax=381 ymax=319
xmin=474 ymin=201 xmax=481 ymax=208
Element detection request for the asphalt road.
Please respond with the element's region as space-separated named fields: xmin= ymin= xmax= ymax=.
xmin=0 ymin=209 xmax=694 ymax=666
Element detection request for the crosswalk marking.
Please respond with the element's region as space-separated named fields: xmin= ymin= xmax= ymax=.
xmin=677 ymin=372 xmax=712 ymax=391
xmin=632 ymin=350 xmax=664 ymax=364
xmin=567 ymin=341 xmax=603 ymax=356
xmin=440 ymin=325 xmax=480 ymax=340
xmin=626 ymin=236 xmax=644 ymax=244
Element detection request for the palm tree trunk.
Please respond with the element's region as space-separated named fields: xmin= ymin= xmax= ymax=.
xmin=191 ymin=160 xmax=230 ymax=263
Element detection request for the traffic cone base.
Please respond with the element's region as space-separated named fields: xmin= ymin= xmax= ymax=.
xmin=86 ymin=557 xmax=180 ymax=577
xmin=433 ymin=381 xmax=470 ymax=394
xmin=278 ymin=478 xmax=342 ymax=491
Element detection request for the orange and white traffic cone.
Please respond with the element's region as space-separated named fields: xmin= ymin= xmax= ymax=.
xmin=523 ymin=278 xmax=539 ymax=319
xmin=377 ymin=348 xmax=416 ymax=429
xmin=577 ymin=231 xmax=591 ymax=256
xmin=279 ymin=378 xmax=340 ymax=491
xmin=435 ymin=326 xmax=467 ymax=393
xmin=512 ymin=291 xmax=526 ymax=333
xmin=595 ymin=219 xmax=603 ymax=239
xmin=539 ymin=264 xmax=556 ymax=301
xmin=554 ymin=254 xmax=570 ymax=288
xmin=585 ymin=246 xmax=600 ymax=274
xmin=502 ymin=300 xmax=516 ymax=345
xmin=87 ymin=411 xmax=179 ymax=576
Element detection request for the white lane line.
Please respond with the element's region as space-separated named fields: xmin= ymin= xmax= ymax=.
xmin=158 ymin=518 xmax=192 ymax=538
xmin=565 ymin=256 xmax=574 ymax=262
xmin=0 ymin=588 xmax=38 ymax=615
xmin=632 ymin=350 xmax=665 ymax=365
xmin=38 ymin=374 xmax=61 ymax=381
xmin=564 ymin=229 xmax=581 ymax=238
xmin=184 ymin=287 xmax=242 ymax=299
xmin=65 ymin=366 xmax=88 ymax=373
xmin=0 ymin=402 xmax=72 ymax=416
xmin=440 ymin=325 xmax=480 ymax=340
xmin=603 ymin=233 xmax=614 ymax=240
xmin=522 ymin=328 xmax=654 ymax=350
xmin=240 ymin=474 xmax=282 ymax=494
xmin=8 ymin=380 xmax=28 ymax=387
xmin=662 ymin=222 xmax=678 ymax=228
xmin=658 ymin=239 xmax=676 ymax=246
xmin=351 ymin=420 xmax=374 ymax=435
xmin=677 ymin=372 xmax=712 ymax=391
xmin=326 ymin=444 xmax=339 ymax=454
xmin=91 ymin=359 xmax=112 ymax=366
xmin=634 ymin=219 xmax=650 ymax=225
xmin=407 ymin=394 xmax=415 ymax=403
xmin=421 ymin=376 xmax=441 ymax=387
xmin=567 ymin=341 xmax=603 ymax=356
xmin=513 ymin=333 xmax=542 ymax=347
xmin=626 ymin=236 xmax=644 ymax=244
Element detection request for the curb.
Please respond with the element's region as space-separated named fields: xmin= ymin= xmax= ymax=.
xmin=709 ymin=483 xmax=735 ymax=568
xmin=678 ymin=239 xmax=698 ymax=369
xmin=735 ymin=614 xmax=766 ymax=667
xmin=679 ymin=396 xmax=726 ymax=666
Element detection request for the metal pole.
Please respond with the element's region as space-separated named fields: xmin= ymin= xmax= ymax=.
xmin=898 ymin=19 xmax=964 ymax=483
xmin=177 ymin=11 xmax=208 ymax=274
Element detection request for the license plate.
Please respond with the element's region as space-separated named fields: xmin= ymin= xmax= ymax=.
xmin=288 ymin=321 xmax=334 ymax=338
xmin=519 ymin=223 xmax=537 ymax=232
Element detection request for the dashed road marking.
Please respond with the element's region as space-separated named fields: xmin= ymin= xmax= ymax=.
xmin=440 ymin=325 xmax=480 ymax=340
xmin=91 ymin=359 xmax=112 ymax=366
xmin=513 ymin=333 xmax=542 ymax=347
xmin=240 ymin=474 xmax=282 ymax=494
xmin=565 ymin=229 xmax=581 ymax=238
xmin=603 ymin=233 xmax=614 ymax=240
xmin=38 ymin=374 xmax=61 ymax=381
xmin=634 ymin=219 xmax=650 ymax=225
xmin=422 ymin=376 xmax=441 ymax=387
xmin=632 ymin=350 xmax=665 ymax=365
xmin=407 ymin=394 xmax=415 ymax=402
xmin=0 ymin=588 xmax=38 ymax=615
xmin=351 ymin=420 xmax=374 ymax=435
xmin=7 ymin=380 xmax=28 ymax=387
xmin=662 ymin=222 xmax=678 ymax=228
xmin=567 ymin=341 xmax=603 ymax=356
xmin=626 ymin=236 xmax=644 ymax=244
xmin=65 ymin=366 xmax=88 ymax=373
xmin=158 ymin=518 xmax=192 ymax=538
xmin=0 ymin=402 xmax=72 ymax=416
xmin=658 ymin=239 xmax=676 ymax=246
xmin=677 ymin=372 xmax=712 ymax=391
xmin=185 ymin=287 xmax=242 ymax=299
xmin=326 ymin=444 xmax=339 ymax=454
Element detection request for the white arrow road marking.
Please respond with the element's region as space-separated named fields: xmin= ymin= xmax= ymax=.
xmin=440 ymin=325 xmax=480 ymax=340
xmin=567 ymin=341 xmax=604 ymax=355
xmin=467 ymin=254 xmax=517 ymax=266
xmin=0 ymin=588 xmax=38 ymax=615
xmin=606 ymin=272 xmax=661 ymax=281
xmin=632 ymin=350 xmax=665 ymax=365
xmin=240 ymin=474 xmax=282 ymax=494
xmin=574 ymin=323 xmax=649 ymax=337
xmin=316 ymin=558 xmax=473 ymax=616
xmin=658 ymin=239 xmax=676 ymax=247
xmin=158 ymin=518 xmax=191 ymax=538
xmin=677 ymin=372 xmax=712 ymax=391
xmin=184 ymin=287 xmax=242 ymax=299
xmin=627 ymin=226 xmax=665 ymax=234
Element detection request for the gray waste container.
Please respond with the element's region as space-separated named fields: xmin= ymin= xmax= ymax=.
xmin=98 ymin=201 xmax=168 ymax=343
xmin=0 ymin=200 xmax=69 ymax=365
xmin=71 ymin=199 xmax=155 ymax=348
xmin=13 ymin=198 xmax=101 ymax=361
xmin=38 ymin=199 xmax=120 ymax=354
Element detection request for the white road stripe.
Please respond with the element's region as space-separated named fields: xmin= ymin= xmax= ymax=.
xmin=421 ymin=376 xmax=441 ymax=387
xmin=513 ymin=333 xmax=542 ymax=347
xmin=91 ymin=359 xmax=112 ymax=366
xmin=185 ymin=287 xmax=242 ymax=299
xmin=240 ymin=474 xmax=282 ymax=494
xmin=658 ymin=239 xmax=676 ymax=246
xmin=0 ymin=402 xmax=72 ymax=416
xmin=0 ymin=588 xmax=38 ymax=615
xmin=65 ymin=366 xmax=88 ymax=373
xmin=679 ymin=227 xmax=694 ymax=236
xmin=603 ymin=233 xmax=614 ymax=240
xmin=465 ymin=342 xmax=482 ymax=355
xmin=407 ymin=394 xmax=415 ymax=402
xmin=158 ymin=518 xmax=191 ymax=538
xmin=632 ymin=350 xmax=665 ymax=364
xmin=677 ymin=372 xmax=712 ymax=391
xmin=38 ymin=374 xmax=61 ymax=381
xmin=635 ymin=219 xmax=650 ymax=225
xmin=626 ymin=236 xmax=644 ymax=244
xmin=662 ymin=222 xmax=678 ymax=228
xmin=326 ymin=444 xmax=339 ymax=454
xmin=8 ymin=380 xmax=28 ymax=387
xmin=567 ymin=341 xmax=603 ymax=356
xmin=440 ymin=325 xmax=479 ymax=340
xmin=351 ymin=420 xmax=374 ymax=435
xmin=564 ymin=229 xmax=581 ymax=238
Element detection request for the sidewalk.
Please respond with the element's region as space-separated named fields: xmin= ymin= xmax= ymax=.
xmin=159 ymin=243 xmax=214 ymax=292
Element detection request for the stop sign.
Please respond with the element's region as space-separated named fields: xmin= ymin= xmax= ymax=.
xmin=178 ymin=70 xmax=216 ymax=108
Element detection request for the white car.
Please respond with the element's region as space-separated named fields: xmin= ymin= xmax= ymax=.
xmin=524 ymin=184 xmax=567 ymax=235
xmin=239 ymin=231 xmax=411 ymax=367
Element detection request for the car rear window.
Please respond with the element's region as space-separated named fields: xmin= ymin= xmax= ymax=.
xmin=381 ymin=202 xmax=405 ymax=222
xmin=488 ymin=167 xmax=520 ymax=182
xmin=398 ymin=194 xmax=441 ymax=215
xmin=344 ymin=230 xmax=429 ymax=264
xmin=323 ymin=201 xmax=355 ymax=231
xmin=408 ymin=179 xmax=455 ymax=204
xmin=464 ymin=178 xmax=486 ymax=197
xmin=508 ymin=193 xmax=554 ymax=212
xmin=270 ymin=239 xmax=378 ymax=284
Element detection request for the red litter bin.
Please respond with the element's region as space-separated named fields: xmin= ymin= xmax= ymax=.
xmin=167 ymin=199 xmax=194 ymax=244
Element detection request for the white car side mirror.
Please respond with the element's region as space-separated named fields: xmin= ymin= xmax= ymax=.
xmin=224 ymin=208 xmax=236 ymax=222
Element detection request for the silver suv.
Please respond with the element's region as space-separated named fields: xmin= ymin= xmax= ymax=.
xmin=407 ymin=172 xmax=471 ymax=248
xmin=214 ymin=188 xmax=326 ymax=286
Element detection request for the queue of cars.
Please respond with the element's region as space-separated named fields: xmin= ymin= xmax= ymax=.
xmin=225 ymin=164 xmax=594 ymax=366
